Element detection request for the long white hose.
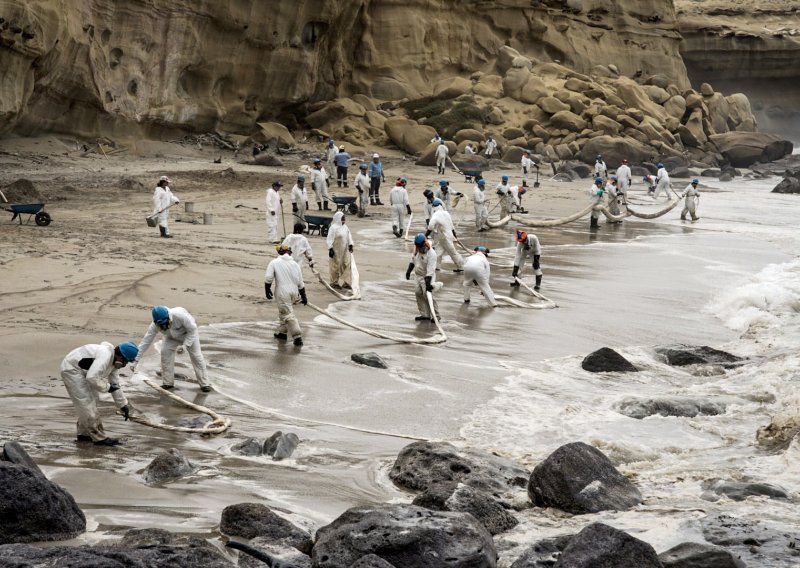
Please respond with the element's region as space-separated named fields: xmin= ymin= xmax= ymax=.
xmin=310 ymin=255 xmax=361 ymax=301
xmin=514 ymin=276 xmax=558 ymax=307
xmin=512 ymin=202 xmax=596 ymax=227
xmin=486 ymin=215 xmax=512 ymax=229
xmin=626 ymin=193 xmax=684 ymax=219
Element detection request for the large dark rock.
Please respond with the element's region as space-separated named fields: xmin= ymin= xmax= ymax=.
xmin=238 ymin=538 xmax=312 ymax=568
xmin=389 ymin=441 xmax=530 ymax=502
xmin=143 ymin=448 xmax=197 ymax=483
xmin=220 ymin=502 xmax=312 ymax=554
xmin=702 ymin=514 xmax=800 ymax=566
xmin=701 ymin=479 xmax=789 ymax=502
xmin=350 ymin=352 xmax=389 ymax=369
xmin=311 ymin=504 xmax=497 ymax=568
xmin=557 ymin=161 xmax=592 ymax=179
xmin=350 ymin=555 xmax=397 ymax=568
xmin=772 ymin=176 xmax=800 ymax=194
xmin=0 ymin=462 xmax=86 ymax=544
xmin=0 ymin=541 xmax=232 ymax=567
xmin=617 ymin=397 xmax=726 ymax=419
xmin=527 ymin=442 xmax=642 ymax=514
xmin=656 ymin=345 xmax=742 ymax=367
xmin=264 ymin=431 xmax=301 ymax=460
xmin=232 ymin=437 xmax=264 ymax=456
xmin=581 ymin=348 xmax=638 ymax=373
xmin=578 ymin=135 xmax=653 ymax=166
xmin=2 ymin=441 xmax=44 ymax=477
xmin=412 ymin=482 xmax=518 ymax=535
xmin=510 ymin=535 xmax=573 ymax=567
xmin=659 ymin=542 xmax=746 ymax=568
xmin=555 ymin=523 xmax=661 ymax=567
xmin=709 ymin=132 xmax=793 ymax=167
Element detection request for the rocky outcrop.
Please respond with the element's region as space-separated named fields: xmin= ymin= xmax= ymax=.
xmin=702 ymin=513 xmax=799 ymax=567
xmin=264 ymin=431 xmax=300 ymax=461
xmin=581 ymin=348 xmax=638 ymax=373
xmin=311 ymin=504 xmax=497 ymax=568
xmin=659 ymin=542 xmax=746 ymax=568
xmin=527 ymin=442 xmax=642 ymax=514
xmin=710 ymin=132 xmax=794 ymax=167
xmin=238 ymin=539 xmax=312 ymax=568
xmin=412 ymin=482 xmax=518 ymax=536
xmin=220 ymin=502 xmax=313 ymax=554
xmin=556 ymin=523 xmax=662 ymax=568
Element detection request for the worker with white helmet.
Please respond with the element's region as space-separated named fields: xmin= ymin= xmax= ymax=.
xmin=681 ymin=179 xmax=701 ymax=221
xmin=60 ymin=341 xmax=138 ymax=446
xmin=265 ymin=244 xmax=308 ymax=347
xmin=473 ymin=179 xmax=489 ymax=231
xmin=265 ymin=181 xmax=283 ymax=243
xmin=134 ymin=306 xmax=212 ymax=392
xmin=389 ymin=177 xmax=411 ymax=238
xmin=354 ymin=164 xmax=371 ymax=217
xmin=152 ymin=176 xmax=179 ymax=238
xmin=311 ymin=158 xmax=330 ymax=210
xmin=463 ymin=247 xmax=497 ymax=307
xmin=291 ymin=175 xmax=308 ymax=227
xmin=406 ymin=234 xmax=439 ymax=321
xmin=327 ymin=211 xmax=354 ymax=289
xmin=426 ymin=198 xmax=463 ymax=272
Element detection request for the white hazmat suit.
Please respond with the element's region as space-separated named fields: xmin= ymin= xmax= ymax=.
xmin=514 ymin=233 xmax=543 ymax=285
xmin=427 ymin=204 xmax=463 ymax=270
xmin=60 ymin=342 xmax=128 ymax=442
xmin=152 ymin=186 xmax=179 ymax=232
xmin=311 ymin=166 xmax=330 ymax=208
xmin=484 ymin=138 xmax=497 ymax=158
xmin=136 ymin=307 xmax=210 ymax=389
xmin=435 ymin=144 xmax=449 ymax=174
xmin=355 ymin=170 xmax=370 ymax=216
xmin=473 ymin=184 xmax=488 ymax=230
xmin=654 ymin=166 xmax=671 ymax=200
xmin=281 ymin=233 xmax=314 ymax=269
xmin=615 ymin=163 xmax=632 ymax=200
xmin=291 ymin=183 xmax=308 ymax=226
xmin=265 ymin=254 xmax=306 ymax=341
xmin=409 ymin=246 xmax=439 ymax=320
xmin=495 ymin=183 xmax=519 ymax=218
xmin=266 ymin=187 xmax=282 ymax=242
xmin=327 ymin=211 xmax=353 ymax=288
xmin=463 ymin=253 xmax=497 ymax=307
xmin=521 ymin=155 xmax=535 ymax=183
xmin=681 ymin=183 xmax=700 ymax=220
xmin=389 ymin=183 xmax=410 ymax=236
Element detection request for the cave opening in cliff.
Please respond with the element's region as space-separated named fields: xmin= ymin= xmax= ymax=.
xmin=301 ymin=21 xmax=327 ymax=47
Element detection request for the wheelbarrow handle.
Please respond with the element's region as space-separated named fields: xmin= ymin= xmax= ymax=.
xmin=0 ymin=189 xmax=8 ymax=204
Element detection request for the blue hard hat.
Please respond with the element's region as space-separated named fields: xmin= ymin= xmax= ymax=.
xmin=474 ymin=246 xmax=490 ymax=255
xmin=117 ymin=341 xmax=139 ymax=363
xmin=691 ymin=178 xmax=699 ymax=184
xmin=439 ymin=179 xmax=448 ymax=187
xmin=477 ymin=179 xmax=486 ymax=186
xmin=657 ymin=163 xmax=664 ymax=168
xmin=596 ymin=155 xmax=603 ymax=160
xmin=151 ymin=305 xmax=170 ymax=326
xmin=297 ymin=175 xmax=305 ymax=181
xmin=595 ymin=176 xmax=604 ymax=183
xmin=359 ymin=163 xmax=368 ymax=170
xmin=501 ymin=175 xmax=509 ymax=182
xmin=414 ymin=233 xmax=426 ymax=246
xmin=432 ymin=198 xmax=443 ymax=207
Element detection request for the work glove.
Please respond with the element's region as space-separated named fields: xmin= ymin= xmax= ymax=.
xmin=512 ymin=266 xmax=519 ymax=278
xmin=292 ymin=203 xmax=298 ymax=213
xmin=120 ymin=404 xmax=130 ymax=421
xmin=473 ymin=279 xmax=478 ymax=286
xmin=405 ymin=262 xmax=414 ymax=281
xmin=523 ymin=167 xmax=528 ymax=175
xmin=535 ymin=164 xmax=540 ymax=169
xmin=406 ymin=205 xmax=412 ymax=215
xmin=130 ymin=361 xmax=138 ymax=373
xmin=348 ymin=244 xmax=353 ymax=253
xmin=496 ymin=190 xmax=504 ymax=196
xmin=270 ymin=211 xmax=276 ymax=216
xmin=328 ymin=248 xmax=335 ymax=258
xmin=299 ymin=287 xmax=308 ymax=305
xmin=264 ymin=282 xmax=273 ymax=300
xmin=108 ymin=383 xmax=120 ymax=393
xmin=452 ymin=230 xmax=457 ymax=238
xmin=424 ymin=276 xmax=434 ymax=293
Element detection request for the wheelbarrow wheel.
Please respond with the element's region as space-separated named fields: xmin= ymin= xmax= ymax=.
xmin=347 ymin=202 xmax=358 ymax=215
xmin=321 ymin=226 xmax=329 ymax=237
xmin=35 ymin=211 xmax=52 ymax=226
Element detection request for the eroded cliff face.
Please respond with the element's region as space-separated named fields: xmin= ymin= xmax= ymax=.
xmin=676 ymin=0 xmax=800 ymax=141
xmin=0 ymin=0 xmax=690 ymax=138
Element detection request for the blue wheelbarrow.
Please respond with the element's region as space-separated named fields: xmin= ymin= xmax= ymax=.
xmin=304 ymin=213 xmax=333 ymax=236
xmin=330 ymin=195 xmax=358 ymax=215
xmin=3 ymin=203 xmax=52 ymax=226
xmin=462 ymin=170 xmax=483 ymax=184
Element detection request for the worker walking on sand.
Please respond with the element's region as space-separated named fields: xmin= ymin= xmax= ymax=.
xmin=327 ymin=211 xmax=354 ymax=289
xmin=334 ymin=145 xmax=352 ymax=187
xmin=60 ymin=341 xmax=138 ymax=446
xmin=484 ymin=136 xmax=497 ymax=158
xmin=426 ymin=198 xmax=463 ymax=272
xmin=133 ymin=306 xmax=212 ymax=392
xmin=369 ymin=153 xmax=386 ymax=205
xmin=463 ymin=247 xmax=497 ymax=307
xmin=354 ymin=164 xmax=370 ymax=217
xmin=616 ymin=159 xmax=632 ymax=203
xmin=589 ymin=176 xmax=606 ymax=229
xmin=389 ymin=177 xmax=411 ymax=238
xmin=521 ymin=151 xmax=537 ymax=185
xmin=311 ymin=158 xmax=330 ymax=210
xmin=291 ymin=176 xmax=308 ymax=227
xmin=511 ymin=229 xmax=543 ymax=290
xmin=435 ymin=141 xmax=449 ymax=175
xmin=265 ymin=244 xmax=307 ymax=347
xmin=281 ymin=223 xmax=314 ymax=270
xmin=473 ymin=179 xmax=489 ymax=231
xmin=406 ymin=234 xmax=439 ymax=322
xmin=266 ymin=181 xmax=283 ymax=243
xmin=681 ymin=179 xmax=701 ymax=221
xmin=495 ymin=176 xmax=519 ymax=219
xmin=654 ymin=163 xmax=671 ymax=200
xmin=152 ymin=176 xmax=179 ymax=238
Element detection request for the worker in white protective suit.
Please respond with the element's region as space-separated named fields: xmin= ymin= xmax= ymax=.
xmin=389 ymin=177 xmax=411 ymax=238
xmin=484 ymin=136 xmax=497 ymax=158
xmin=266 ymin=180 xmax=283 ymax=243
xmin=435 ymin=179 xmax=463 ymax=213
xmin=643 ymin=174 xmax=657 ymax=197
xmin=406 ymin=233 xmax=439 ymax=321
xmin=464 ymin=143 xmax=476 ymax=156
xmin=325 ymin=139 xmax=338 ymax=170
xmin=134 ymin=306 xmax=212 ymax=392
xmin=426 ymin=198 xmax=464 ymax=272
xmin=654 ymin=162 xmax=671 ymax=200
xmin=615 ymin=159 xmax=632 ymax=204
xmin=594 ymin=155 xmax=608 ymax=181
xmin=463 ymin=247 xmax=497 ymax=307
xmin=511 ymin=229 xmax=543 ymax=290
xmin=605 ymin=176 xmax=623 ymax=221
xmin=589 ymin=176 xmax=606 ymax=229
xmin=681 ymin=178 xmax=701 ymax=221
xmin=435 ymin=141 xmax=449 ymax=175
xmin=265 ymin=244 xmax=308 ymax=347
xmin=60 ymin=341 xmax=138 ymax=446
xmin=495 ymin=176 xmax=519 ymax=218
xmin=473 ymin=179 xmax=489 ymax=231
xmin=291 ymin=175 xmax=308 ymax=228
xmin=311 ymin=158 xmax=330 ymax=211
xmin=423 ymin=189 xmax=435 ymax=225
xmin=282 ymin=222 xmax=315 ymax=270
xmin=521 ymin=151 xmax=537 ymax=185
xmin=152 ymin=176 xmax=180 ymax=238
xmin=327 ymin=211 xmax=354 ymax=289
xmin=354 ymin=163 xmax=370 ymax=217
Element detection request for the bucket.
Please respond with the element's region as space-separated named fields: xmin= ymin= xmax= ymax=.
xmin=203 ymin=213 xmax=213 ymax=225
xmin=145 ymin=216 xmax=157 ymax=227
xmin=184 ymin=201 xmax=195 ymax=213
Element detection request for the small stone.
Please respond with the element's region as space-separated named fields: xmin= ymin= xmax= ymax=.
xmin=143 ymin=448 xmax=197 ymax=483
xmin=351 ymin=352 xmax=388 ymax=369
xmin=581 ymin=347 xmax=638 ymax=373
xmin=2 ymin=442 xmax=44 ymax=477
xmin=232 ymin=437 xmax=263 ymax=456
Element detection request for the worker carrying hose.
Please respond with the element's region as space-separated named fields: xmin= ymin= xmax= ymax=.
xmin=327 ymin=211 xmax=354 ymax=290
xmin=434 ymin=179 xmax=462 ymax=213
xmin=681 ymin=178 xmax=701 ymax=221
xmin=589 ymin=176 xmax=606 ymax=229
xmin=265 ymin=244 xmax=308 ymax=347
xmin=511 ymin=229 xmax=543 ymax=290
xmin=406 ymin=234 xmax=439 ymax=322
xmin=426 ymin=198 xmax=463 ymax=272
xmin=463 ymin=247 xmax=497 ymax=307
xmin=495 ymin=175 xmax=519 ymax=219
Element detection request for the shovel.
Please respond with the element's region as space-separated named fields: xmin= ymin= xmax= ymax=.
xmin=533 ymin=166 xmax=540 ymax=189
xmin=145 ymin=202 xmax=178 ymax=227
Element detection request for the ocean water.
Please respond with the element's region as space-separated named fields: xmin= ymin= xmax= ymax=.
xmin=121 ymin=174 xmax=800 ymax=565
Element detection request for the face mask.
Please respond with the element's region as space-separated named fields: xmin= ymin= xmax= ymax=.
xmin=158 ymin=321 xmax=171 ymax=331
xmin=113 ymin=360 xmax=125 ymax=370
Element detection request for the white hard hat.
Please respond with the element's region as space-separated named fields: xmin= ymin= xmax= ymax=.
xmin=159 ymin=176 xmax=171 ymax=183
xmin=339 ymin=145 xmax=345 ymax=150
xmin=372 ymin=153 xmax=380 ymax=158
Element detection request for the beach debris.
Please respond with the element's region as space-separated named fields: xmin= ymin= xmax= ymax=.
xmin=556 ymin=523 xmax=662 ymax=567
xmin=220 ymin=503 xmax=313 ymax=554
xmin=581 ymin=347 xmax=638 ymax=373
xmin=527 ymin=442 xmax=642 ymax=514
xmin=350 ymin=352 xmax=388 ymax=369
xmin=142 ymin=448 xmax=197 ymax=483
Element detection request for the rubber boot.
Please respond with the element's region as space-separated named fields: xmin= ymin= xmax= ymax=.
xmin=323 ymin=201 xmax=330 ymax=211
xmin=159 ymin=226 xmax=173 ymax=238
xmin=535 ymin=275 xmax=542 ymax=290
xmin=317 ymin=201 xmax=323 ymax=211
xmin=392 ymin=225 xmax=399 ymax=237
xmin=590 ymin=216 xmax=599 ymax=228
xmin=376 ymin=197 xmax=384 ymax=205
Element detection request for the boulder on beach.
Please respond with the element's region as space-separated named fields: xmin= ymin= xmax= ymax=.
xmin=617 ymin=397 xmax=726 ymax=419
xmin=311 ymin=504 xmax=497 ymax=568
xmin=390 ymin=441 xmax=529 ymax=501
xmin=555 ymin=523 xmax=662 ymax=567
xmin=509 ymin=534 xmax=574 ymax=567
xmin=578 ymin=136 xmax=653 ymax=168
xmin=350 ymin=554 xmax=397 ymax=568
xmin=0 ymin=541 xmax=232 ymax=566
xmin=412 ymin=482 xmax=518 ymax=535
xmin=250 ymin=153 xmax=285 ymax=167
xmin=701 ymin=479 xmax=789 ymax=502
xmin=142 ymin=448 xmax=197 ymax=483
xmin=2 ymin=441 xmax=44 ymax=477
xmin=264 ymin=431 xmax=300 ymax=460
xmin=384 ymin=117 xmax=436 ymax=154
xmin=255 ymin=121 xmax=295 ymax=149
xmin=527 ymin=442 xmax=642 ymax=514
xmin=709 ymin=132 xmax=793 ymax=168
xmin=238 ymin=538 xmax=313 ymax=568
xmin=656 ymin=345 xmax=742 ymax=367
xmin=581 ymin=347 xmax=638 ymax=373
xmin=231 ymin=437 xmax=263 ymax=456
xmin=659 ymin=541 xmax=746 ymax=568
xmin=351 ymin=352 xmax=388 ymax=369
xmin=220 ymin=502 xmax=312 ymax=554
xmin=772 ymin=176 xmax=800 ymax=194
xmin=0 ymin=462 xmax=86 ymax=544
